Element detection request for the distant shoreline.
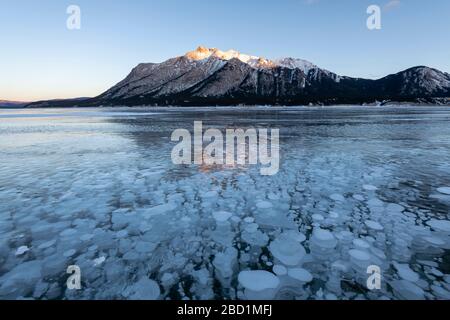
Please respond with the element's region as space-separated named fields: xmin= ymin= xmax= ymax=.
xmin=2 ymin=103 xmax=450 ymax=111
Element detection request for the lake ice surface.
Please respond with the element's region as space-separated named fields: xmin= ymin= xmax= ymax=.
xmin=0 ymin=106 xmax=450 ymax=300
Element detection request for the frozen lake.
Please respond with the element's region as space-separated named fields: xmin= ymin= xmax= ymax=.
xmin=1 ymin=106 xmax=450 ymax=300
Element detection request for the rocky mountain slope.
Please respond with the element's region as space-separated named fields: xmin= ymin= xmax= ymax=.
xmin=27 ymin=47 xmax=450 ymax=107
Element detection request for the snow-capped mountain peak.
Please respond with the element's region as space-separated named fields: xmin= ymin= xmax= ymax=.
xmin=273 ymin=57 xmax=317 ymax=74
xmin=184 ymin=46 xmax=310 ymax=70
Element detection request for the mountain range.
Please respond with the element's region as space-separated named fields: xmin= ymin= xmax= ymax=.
xmin=0 ymin=100 xmax=29 ymax=108
xmin=26 ymin=46 xmax=450 ymax=107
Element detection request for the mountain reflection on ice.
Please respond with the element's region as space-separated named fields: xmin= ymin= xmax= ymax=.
xmin=0 ymin=106 xmax=450 ymax=300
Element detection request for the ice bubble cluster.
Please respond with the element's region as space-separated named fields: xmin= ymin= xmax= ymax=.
xmin=124 ymin=278 xmax=161 ymax=300
xmin=287 ymin=268 xmax=313 ymax=283
xmin=1 ymin=111 xmax=450 ymax=300
xmin=212 ymin=211 xmax=233 ymax=223
xmin=437 ymin=187 xmax=450 ymax=195
xmin=269 ymin=234 xmax=306 ymax=266
xmin=238 ymin=270 xmax=280 ymax=300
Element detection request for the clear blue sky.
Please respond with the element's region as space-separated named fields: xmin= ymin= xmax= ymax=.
xmin=1 ymin=0 xmax=449 ymax=101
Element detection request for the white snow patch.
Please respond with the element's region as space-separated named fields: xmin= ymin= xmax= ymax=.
xmin=363 ymin=185 xmax=378 ymax=191
xmin=15 ymin=246 xmax=29 ymax=256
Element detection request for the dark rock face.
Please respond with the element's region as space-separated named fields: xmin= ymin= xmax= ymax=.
xmin=26 ymin=47 xmax=450 ymax=107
